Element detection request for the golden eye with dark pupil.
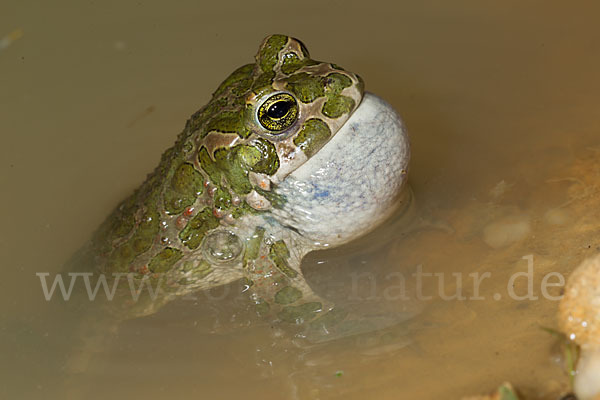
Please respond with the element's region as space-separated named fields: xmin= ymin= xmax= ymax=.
xmin=267 ymin=101 xmax=293 ymax=119
xmin=257 ymin=92 xmax=298 ymax=132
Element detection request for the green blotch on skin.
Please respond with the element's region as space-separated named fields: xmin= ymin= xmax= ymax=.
xmin=250 ymin=138 xmax=279 ymax=176
xmin=171 ymin=163 xmax=202 ymax=193
xmin=252 ymin=71 xmax=276 ymax=95
xmin=325 ymin=72 xmax=352 ymax=93
xmin=131 ymin=210 xmax=160 ymax=255
xmin=281 ymin=52 xmax=321 ymax=75
xmin=237 ymin=145 xmax=262 ymax=167
xmin=164 ymin=163 xmax=204 ymax=214
xmin=293 ymin=118 xmax=331 ymax=158
xmin=286 ymin=72 xmax=325 ymax=103
xmin=274 ymin=286 xmax=303 ymax=304
xmin=193 ymin=260 xmax=212 ymax=279
xmin=269 ymin=240 xmax=298 ymax=278
xmin=213 ymin=63 xmax=254 ymax=97
xmin=108 ymin=244 xmax=135 ymax=272
xmin=112 ymin=212 xmax=135 ymax=238
xmin=321 ymin=73 xmax=356 ymax=118
xmin=278 ymin=302 xmax=322 ymax=323
xmin=255 ymin=298 xmax=270 ymax=316
xmin=213 ymin=187 xmax=231 ymax=211
xmin=179 ymin=207 xmax=220 ymax=249
xmin=213 ymin=145 xmax=258 ymax=195
xmin=107 ymin=209 xmax=160 ymax=272
xmin=198 ymin=140 xmax=280 ymax=220
xmin=244 ymin=226 xmax=265 ymax=266
xmin=281 ymin=52 xmax=303 ymax=75
xmin=255 ymin=186 xmax=285 ymax=209
xmin=163 ymin=196 xmax=185 ymax=217
xmin=498 ymin=384 xmax=520 ymax=400
xmin=198 ymin=146 xmax=222 ymax=186
xmin=148 ymin=247 xmax=183 ymax=273
xmin=257 ymin=34 xmax=288 ymax=73
xmin=201 ymin=142 xmax=274 ymax=198
xmin=181 ymin=259 xmax=212 ymax=281
xmin=322 ymin=95 xmax=355 ymax=119
xmin=231 ymin=201 xmax=261 ymax=219
xmin=206 ymin=110 xmax=251 ymax=138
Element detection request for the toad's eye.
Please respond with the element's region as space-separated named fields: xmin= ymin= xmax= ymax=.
xmin=257 ymin=92 xmax=298 ymax=132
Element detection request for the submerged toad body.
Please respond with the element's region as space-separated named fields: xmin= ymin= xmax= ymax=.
xmin=81 ymin=34 xmax=410 ymax=329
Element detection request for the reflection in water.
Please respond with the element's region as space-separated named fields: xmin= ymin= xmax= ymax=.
xmin=2 ymin=1 xmax=600 ymax=399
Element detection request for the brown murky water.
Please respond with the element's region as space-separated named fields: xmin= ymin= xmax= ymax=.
xmin=2 ymin=1 xmax=600 ymax=399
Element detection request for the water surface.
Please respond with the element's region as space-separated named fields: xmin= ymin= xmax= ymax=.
xmin=2 ymin=1 xmax=600 ymax=399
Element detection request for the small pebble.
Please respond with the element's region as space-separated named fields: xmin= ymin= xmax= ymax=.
xmin=544 ymin=208 xmax=570 ymax=226
xmin=482 ymin=215 xmax=531 ymax=249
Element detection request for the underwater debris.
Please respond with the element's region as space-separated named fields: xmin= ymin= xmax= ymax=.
xmin=0 ymin=28 xmax=23 ymax=51
xmin=558 ymin=254 xmax=600 ymax=400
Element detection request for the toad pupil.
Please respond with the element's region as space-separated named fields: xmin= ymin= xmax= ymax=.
xmin=267 ymin=101 xmax=292 ymax=119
